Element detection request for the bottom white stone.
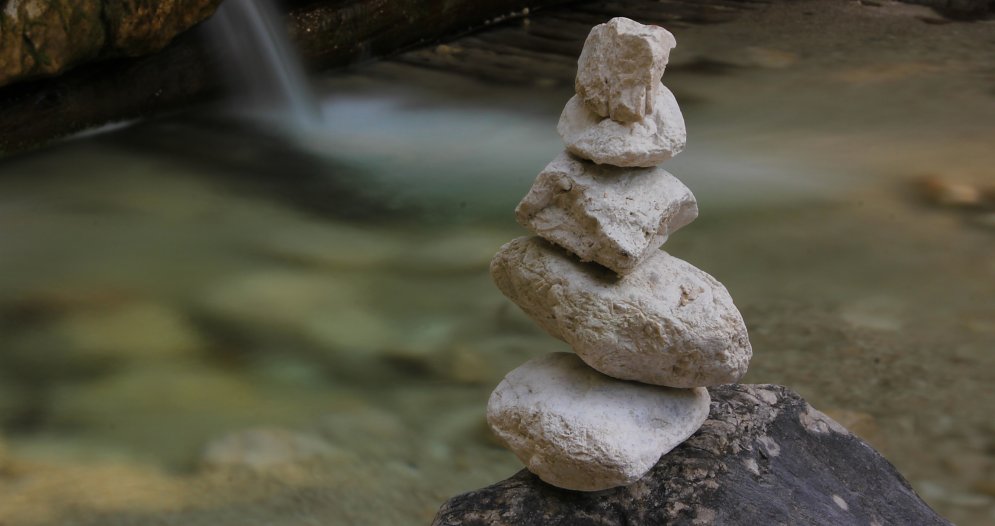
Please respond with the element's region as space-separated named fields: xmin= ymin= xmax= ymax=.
xmin=487 ymin=353 xmax=710 ymax=492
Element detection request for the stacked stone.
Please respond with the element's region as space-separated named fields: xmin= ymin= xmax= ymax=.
xmin=485 ymin=18 xmax=753 ymax=492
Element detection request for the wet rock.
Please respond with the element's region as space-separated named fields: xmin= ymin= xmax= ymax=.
xmin=558 ymin=82 xmax=685 ymax=168
xmin=434 ymin=384 xmax=952 ymax=526
xmin=47 ymin=365 xmax=334 ymax=466
xmin=404 ymin=228 xmax=515 ymax=275
xmin=312 ymin=405 xmax=411 ymax=459
xmin=48 ymin=302 xmax=204 ymax=363
xmin=0 ymin=0 xmax=222 ymax=87
xmin=487 ymin=353 xmax=709 ymax=491
xmin=490 ymin=237 xmax=751 ymax=388
xmin=575 ymin=17 xmax=676 ymax=123
xmin=433 ymin=334 xmax=556 ymax=385
xmin=198 ymin=270 xmax=397 ymax=356
xmin=5 ymin=301 xmax=206 ymax=376
xmin=255 ymin=223 xmax=405 ymax=270
xmin=516 ymin=151 xmax=697 ymax=275
xmin=200 ymin=428 xmax=346 ymax=470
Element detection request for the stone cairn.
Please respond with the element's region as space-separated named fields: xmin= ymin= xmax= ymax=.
xmin=486 ymin=17 xmax=753 ymax=492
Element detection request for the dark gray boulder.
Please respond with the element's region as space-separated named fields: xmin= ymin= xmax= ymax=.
xmin=433 ymin=384 xmax=950 ymax=526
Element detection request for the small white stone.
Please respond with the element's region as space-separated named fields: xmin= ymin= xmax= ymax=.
xmin=558 ymin=82 xmax=686 ymax=167
xmin=576 ymin=17 xmax=677 ymax=122
xmin=516 ymin=151 xmax=697 ymax=275
xmin=487 ymin=352 xmax=710 ymax=491
xmin=490 ymin=237 xmax=751 ymax=387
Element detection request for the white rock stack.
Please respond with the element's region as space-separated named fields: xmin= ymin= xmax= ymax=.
xmin=485 ymin=17 xmax=753 ymax=492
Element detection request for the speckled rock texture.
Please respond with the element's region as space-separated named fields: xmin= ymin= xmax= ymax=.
xmin=487 ymin=353 xmax=710 ymax=492
xmin=0 ymin=0 xmax=222 ymax=87
xmin=490 ymin=236 xmax=751 ymax=387
xmin=558 ymin=82 xmax=686 ymax=167
xmin=575 ymin=17 xmax=676 ymax=123
xmin=515 ymin=151 xmax=697 ymax=275
xmin=435 ymin=384 xmax=953 ymax=526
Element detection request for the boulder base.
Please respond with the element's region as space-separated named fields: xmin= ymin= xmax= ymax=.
xmin=435 ymin=384 xmax=952 ymax=526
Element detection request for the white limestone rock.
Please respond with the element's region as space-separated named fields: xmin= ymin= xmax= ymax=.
xmin=558 ymin=82 xmax=686 ymax=167
xmin=487 ymin=352 xmax=710 ymax=492
xmin=490 ymin=237 xmax=751 ymax=388
xmin=515 ymin=151 xmax=698 ymax=275
xmin=576 ymin=17 xmax=677 ymax=123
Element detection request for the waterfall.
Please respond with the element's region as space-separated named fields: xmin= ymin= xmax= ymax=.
xmin=206 ymin=0 xmax=321 ymax=128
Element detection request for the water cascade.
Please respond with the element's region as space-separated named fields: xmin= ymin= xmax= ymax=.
xmin=206 ymin=0 xmax=321 ymax=128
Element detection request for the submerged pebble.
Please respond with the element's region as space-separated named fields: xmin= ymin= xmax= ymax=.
xmin=200 ymin=428 xmax=348 ymax=470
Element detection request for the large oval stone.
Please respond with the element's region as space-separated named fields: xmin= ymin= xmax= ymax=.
xmin=490 ymin=236 xmax=751 ymax=387
xmin=487 ymin=352 xmax=710 ymax=492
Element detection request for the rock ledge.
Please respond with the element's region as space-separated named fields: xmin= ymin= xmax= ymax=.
xmin=434 ymin=384 xmax=951 ymax=526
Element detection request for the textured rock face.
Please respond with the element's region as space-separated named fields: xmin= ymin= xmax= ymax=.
xmin=436 ymin=384 xmax=953 ymax=526
xmin=575 ymin=17 xmax=676 ymax=123
xmin=487 ymin=353 xmax=710 ymax=492
xmin=0 ymin=0 xmax=222 ymax=87
xmin=558 ymin=82 xmax=686 ymax=167
xmin=515 ymin=151 xmax=697 ymax=275
xmin=490 ymin=237 xmax=751 ymax=387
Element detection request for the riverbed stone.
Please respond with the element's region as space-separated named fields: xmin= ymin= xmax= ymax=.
xmin=559 ymin=82 xmax=685 ymax=168
xmin=490 ymin=237 xmax=751 ymax=387
xmin=516 ymin=151 xmax=697 ymax=275
xmin=576 ymin=17 xmax=677 ymax=123
xmin=436 ymin=384 xmax=953 ymax=526
xmin=200 ymin=428 xmax=346 ymax=471
xmin=487 ymin=353 xmax=710 ymax=492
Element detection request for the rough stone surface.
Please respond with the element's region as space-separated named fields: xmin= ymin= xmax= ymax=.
xmin=0 ymin=0 xmax=222 ymax=87
xmin=435 ymin=384 xmax=953 ymax=526
xmin=575 ymin=17 xmax=677 ymax=123
xmin=516 ymin=151 xmax=697 ymax=275
xmin=487 ymin=353 xmax=710 ymax=492
xmin=558 ymin=81 xmax=686 ymax=167
xmin=490 ymin=237 xmax=751 ymax=387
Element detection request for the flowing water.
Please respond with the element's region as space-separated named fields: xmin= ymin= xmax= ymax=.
xmin=0 ymin=1 xmax=993 ymax=525
xmin=206 ymin=0 xmax=321 ymax=127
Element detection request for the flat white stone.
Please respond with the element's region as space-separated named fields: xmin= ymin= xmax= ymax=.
xmin=490 ymin=237 xmax=752 ymax=387
xmin=558 ymin=82 xmax=686 ymax=168
xmin=576 ymin=17 xmax=677 ymax=122
xmin=515 ymin=151 xmax=697 ymax=275
xmin=487 ymin=352 xmax=710 ymax=491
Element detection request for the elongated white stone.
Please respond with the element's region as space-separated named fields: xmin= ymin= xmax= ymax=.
xmin=576 ymin=17 xmax=677 ymax=123
xmin=487 ymin=352 xmax=710 ymax=491
xmin=490 ymin=237 xmax=752 ymax=388
xmin=558 ymin=82 xmax=686 ymax=167
xmin=516 ymin=151 xmax=697 ymax=275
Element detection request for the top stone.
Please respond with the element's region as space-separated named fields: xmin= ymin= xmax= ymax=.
xmin=576 ymin=17 xmax=677 ymax=123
